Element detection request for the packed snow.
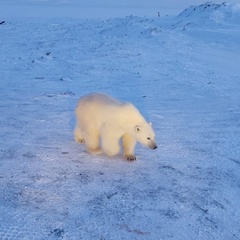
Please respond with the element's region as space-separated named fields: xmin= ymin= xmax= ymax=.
xmin=0 ymin=1 xmax=240 ymax=240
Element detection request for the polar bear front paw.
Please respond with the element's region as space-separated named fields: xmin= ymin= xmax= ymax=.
xmin=124 ymin=154 xmax=136 ymax=161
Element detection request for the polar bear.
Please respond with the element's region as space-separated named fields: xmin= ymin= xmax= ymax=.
xmin=74 ymin=93 xmax=157 ymax=161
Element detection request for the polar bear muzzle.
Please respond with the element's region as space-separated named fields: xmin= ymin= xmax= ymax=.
xmin=148 ymin=141 xmax=158 ymax=149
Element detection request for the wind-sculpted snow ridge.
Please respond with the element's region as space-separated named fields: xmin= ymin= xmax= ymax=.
xmin=178 ymin=2 xmax=240 ymax=25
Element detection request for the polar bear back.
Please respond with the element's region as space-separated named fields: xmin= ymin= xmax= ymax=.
xmin=75 ymin=93 xmax=145 ymax=129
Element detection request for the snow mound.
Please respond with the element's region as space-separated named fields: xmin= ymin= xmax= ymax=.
xmin=178 ymin=2 xmax=240 ymax=25
xmin=99 ymin=16 xmax=162 ymax=39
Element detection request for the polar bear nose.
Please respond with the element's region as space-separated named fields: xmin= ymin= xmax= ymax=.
xmin=149 ymin=141 xmax=157 ymax=149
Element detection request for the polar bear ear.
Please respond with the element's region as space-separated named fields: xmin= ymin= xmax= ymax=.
xmin=135 ymin=125 xmax=140 ymax=132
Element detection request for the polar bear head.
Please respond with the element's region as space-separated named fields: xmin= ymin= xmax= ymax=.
xmin=134 ymin=122 xmax=157 ymax=149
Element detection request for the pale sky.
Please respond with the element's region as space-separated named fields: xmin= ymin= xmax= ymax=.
xmin=63 ymin=0 xmax=239 ymax=8
xmin=0 ymin=0 xmax=239 ymax=18
xmin=1 ymin=0 xmax=239 ymax=8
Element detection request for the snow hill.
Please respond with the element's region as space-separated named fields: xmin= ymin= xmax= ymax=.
xmin=0 ymin=2 xmax=240 ymax=240
xmin=178 ymin=2 xmax=240 ymax=24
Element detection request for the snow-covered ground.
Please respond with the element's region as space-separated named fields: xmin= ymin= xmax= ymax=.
xmin=1 ymin=2 xmax=240 ymax=240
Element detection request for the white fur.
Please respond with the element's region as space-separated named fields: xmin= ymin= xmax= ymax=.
xmin=74 ymin=93 xmax=157 ymax=160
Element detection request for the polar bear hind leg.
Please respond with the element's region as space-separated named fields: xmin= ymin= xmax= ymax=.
xmin=100 ymin=124 xmax=121 ymax=157
xmin=75 ymin=123 xmax=102 ymax=155
xmin=122 ymin=133 xmax=137 ymax=161
xmin=84 ymin=127 xmax=102 ymax=155
xmin=74 ymin=125 xmax=85 ymax=144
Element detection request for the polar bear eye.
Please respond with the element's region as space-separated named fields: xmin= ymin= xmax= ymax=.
xmin=135 ymin=126 xmax=140 ymax=132
xmin=147 ymin=137 xmax=151 ymax=140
